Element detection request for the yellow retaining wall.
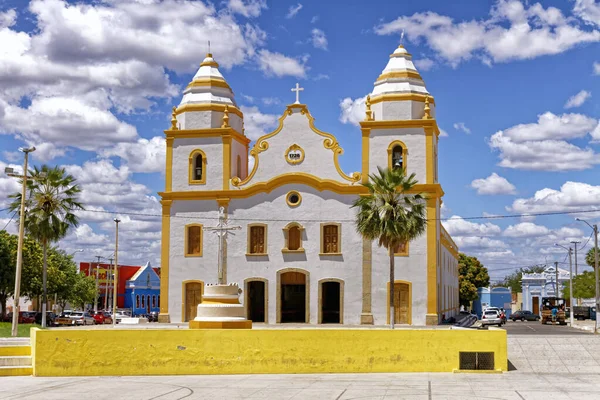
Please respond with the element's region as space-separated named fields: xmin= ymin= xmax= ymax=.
xmin=30 ymin=328 xmax=507 ymax=376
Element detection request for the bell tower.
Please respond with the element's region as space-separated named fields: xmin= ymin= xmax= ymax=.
xmin=165 ymin=53 xmax=250 ymax=193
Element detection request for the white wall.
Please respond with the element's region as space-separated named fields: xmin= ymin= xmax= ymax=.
xmin=172 ymin=137 xmax=223 ymax=191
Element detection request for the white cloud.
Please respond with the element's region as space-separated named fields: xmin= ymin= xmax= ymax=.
xmin=0 ymin=218 xmax=18 ymax=234
xmin=286 ymin=3 xmax=303 ymax=19
xmin=248 ymin=154 xmax=256 ymax=173
xmin=374 ymin=1 xmax=600 ymax=67
xmin=311 ymin=15 xmax=319 ymax=24
xmin=261 ymin=97 xmax=281 ymax=106
xmin=503 ymin=222 xmax=550 ymax=238
xmin=257 ymin=50 xmax=307 ymax=78
xmin=564 ymin=90 xmax=592 ymax=109
xmin=2 ymin=151 xmax=20 ymax=162
xmin=0 ymin=161 xmax=21 ymax=209
xmin=594 ymin=62 xmax=600 ymax=75
xmin=240 ymin=105 xmax=278 ymax=141
xmin=339 ymin=96 xmax=366 ymax=126
xmin=488 ymin=111 xmax=600 ymax=171
xmin=65 ymin=160 xmax=130 ymax=185
xmin=471 ymin=173 xmax=517 ymax=195
xmin=311 ymin=28 xmax=328 ymax=50
xmin=453 ymin=236 xmax=508 ymax=250
xmin=313 ymin=73 xmax=330 ymax=81
xmin=99 ymin=136 xmax=166 ymax=174
xmin=574 ymin=0 xmax=600 ymax=26
xmin=0 ymin=9 xmax=16 ymax=29
xmin=442 ymin=216 xmax=502 ymax=237
xmin=226 ymin=0 xmax=267 ymax=18
xmin=453 ymin=122 xmax=471 ymax=134
xmin=439 ymin=128 xmax=449 ymax=137
xmin=414 ymin=58 xmax=435 ymax=71
xmin=509 ymin=181 xmax=600 ymax=215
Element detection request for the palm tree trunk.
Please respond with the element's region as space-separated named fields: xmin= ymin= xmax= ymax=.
xmin=41 ymin=240 xmax=48 ymax=329
xmin=389 ymin=246 xmax=395 ymax=329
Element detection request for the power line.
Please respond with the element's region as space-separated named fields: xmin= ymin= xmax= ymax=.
xmin=1 ymin=212 xmax=16 ymax=231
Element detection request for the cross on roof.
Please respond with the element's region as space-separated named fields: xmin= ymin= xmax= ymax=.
xmin=291 ymin=82 xmax=304 ymax=104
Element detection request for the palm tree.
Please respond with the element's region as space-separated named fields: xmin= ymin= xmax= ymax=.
xmin=9 ymin=165 xmax=83 ymax=328
xmin=353 ymin=167 xmax=427 ymax=329
xmin=586 ymin=247 xmax=599 ymax=269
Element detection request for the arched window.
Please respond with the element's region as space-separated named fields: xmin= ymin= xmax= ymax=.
xmin=136 ymin=295 xmax=140 ymax=308
xmin=320 ymin=223 xmax=341 ymax=254
xmin=387 ymin=141 xmax=408 ymax=173
xmin=394 ymin=241 xmax=409 ymax=256
xmin=152 ymin=295 xmax=156 ymax=308
xmin=158 ymin=295 xmax=160 ymax=307
xmin=236 ymin=155 xmax=242 ymax=178
xmin=188 ymin=149 xmax=207 ymax=185
xmin=282 ymin=222 xmax=304 ymax=252
xmin=185 ymin=224 xmax=203 ymax=257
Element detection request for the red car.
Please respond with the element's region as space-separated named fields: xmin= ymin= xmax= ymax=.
xmin=18 ymin=311 xmax=36 ymax=324
xmin=91 ymin=311 xmax=113 ymax=325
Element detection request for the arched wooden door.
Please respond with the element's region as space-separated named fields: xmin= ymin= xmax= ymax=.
xmin=184 ymin=282 xmax=203 ymax=322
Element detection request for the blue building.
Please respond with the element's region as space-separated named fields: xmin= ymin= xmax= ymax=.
xmin=522 ymin=266 xmax=570 ymax=315
xmin=473 ymin=287 xmax=513 ymax=319
xmin=124 ymin=262 xmax=161 ymax=316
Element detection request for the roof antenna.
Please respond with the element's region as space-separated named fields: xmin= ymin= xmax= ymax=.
xmin=208 ymin=40 xmax=211 ymax=56
xmin=400 ymin=29 xmax=405 ymax=47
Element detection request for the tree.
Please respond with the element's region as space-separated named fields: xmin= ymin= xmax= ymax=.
xmin=9 ymin=165 xmax=83 ymax=327
xmin=47 ymin=248 xmax=78 ymax=313
xmin=497 ymin=265 xmax=546 ymax=294
xmin=563 ymin=271 xmax=596 ymax=299
xmin=586 ymin=247 xmax=599 ymax=269
xmin=353 ymin=167 xmax=427 ymax=328
xmin=69 ymin=273 xmax=96 ymax=311
xmin=0 ymin=231 xmax=17 ymax=318
xmin=459 ymin=253 xmax=490 ymax=308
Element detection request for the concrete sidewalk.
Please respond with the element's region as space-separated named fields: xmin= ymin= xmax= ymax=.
xmin=1 ymin=372 xmax=600 ymax=399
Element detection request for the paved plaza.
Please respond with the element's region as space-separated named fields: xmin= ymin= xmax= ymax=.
xmin=2 ymin=371 xmax=600 ymax=400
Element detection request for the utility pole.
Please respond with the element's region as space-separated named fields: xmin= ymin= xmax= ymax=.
xmin=94 ymin=255 xmax=102 ymax=313
xmin=555 ymin=262 xmax=560 ymax=297
xmin=571 ymin=241 xmax=581 ymax=306
xmin=112 ymin=218 xmax=120 ymax=327
xmin=106 ymin=257 xmax=113 ymax=310
xmin=576 ymin=219 xmax=599 ymax=334
xmin=5 ymin=147 xmax=35 ymax=337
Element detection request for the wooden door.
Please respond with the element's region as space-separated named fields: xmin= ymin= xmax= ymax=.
xmin=532 ymin=297 xmax=539 ymax=315
xmin=393 ymin=283 xmax=410 ymax=324
xmin=185 ymin=282 xmax=203 ymax=322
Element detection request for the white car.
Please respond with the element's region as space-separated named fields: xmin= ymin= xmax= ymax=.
xmin=481 ymin=310 xmax=502 ymax=327
xmin=68 ymin=311 xmax=95 ymax=326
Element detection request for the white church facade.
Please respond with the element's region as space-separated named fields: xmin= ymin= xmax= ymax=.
xmin=158 ymin=44 xmax=459 ymax=326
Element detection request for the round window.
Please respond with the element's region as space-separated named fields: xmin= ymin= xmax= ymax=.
xmin=286 ymin=191 xmax=302 ymax=207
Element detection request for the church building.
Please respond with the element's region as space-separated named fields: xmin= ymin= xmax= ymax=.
xmin=158 ymin=44 xmax=459 ymax=325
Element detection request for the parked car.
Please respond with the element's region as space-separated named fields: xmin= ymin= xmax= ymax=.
xmin=18 ymin=311 xmax=36 ymax=324
xmin=511 ymin=310 xmax=540 ymax=322
xmin=113 ymin=312 xmax=129 ymax=324
xmin=102 ymin=312 xmax=113 ymax=324
xmin=2 ymin=312 xmax=13 ymax=322
xmin=148 ymin=311 xmax=159 ymax=322
xmin=34 ymin=311 xmax=58 ymax=326
xmin=573 ymin=306 xmax=591 ymax=320
xmin=91 ymin=311 xmax=106 ymax=325
xmin=68 ymin=311 xmax=95 ymax=326
xmin=55 ymin=310 xmax=74 ymax=326
xmin=483 ymin=307 xmax=506 ymax=324
xmin=481 ymin=309 xmax=503 ymax=327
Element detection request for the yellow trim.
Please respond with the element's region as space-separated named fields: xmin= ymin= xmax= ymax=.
xmin=361 ymin=129 xmax=370 ymax=184
xmin=175 ymin=103 xmax=243 ymax=119
xmin=320 ymin=222 xmax=342 ymax=255
xmin=386 ymin=280 xmax=413 ymax=325
xmin=441 ymin=235 xmax=459 ymax=259
xmin=162 ymin=173 xmax=445 ymax=200
xmin=282 ymin=222 xmax=305 ymax=252
xmin=360 ymin=118 xmax=440 ymax=136
xmin=159 ymin=200 xmax=172 ymax=322
xmin=200 ymin=54 xmax=219 ymax=68
xmin=394 ymin=241 xmax=409 ymax=257
xmin=276 ymin=268 xmax=310 ymax=323
xmin=376 ymin=71 xmax=423 ymax=81
xmin=244 ymin=277 xmax=269 ymax=323
xmin=247 ymin=223 xmax=268 ymax=255
xmin=223 ymin=135 xmax=231 ymax=189
xmin=285 ymin=143 xmax=305 ymax=165
xmin=184 ymin=223 xmax=203 ymax=257
xmin=186 ymin=78 xmax=231 ymax=90
xmin=166 ymin=127 xmax=250 ymax=146
xmin=181 ymin=279 xmax=204 ymax=323
xmin=387 ymin=140 xmax=408 ymax=172
xmin=369 ymin=93 xmax=435 ymax=106
xmin=165 ymin=138 xmax=173 ymax=192
xmin=188 ymin=149 xmax=207 ymax=185
xmin=318 ymin=278 xmax=344 ymax=324
xmin=285 ymin=190 xmax=302 ymax=207
xmin=425 ymin=127 xmax=434 ymax=184
xmin=426 ymin=197 xmax=438 ymax=324
xmin=232 ymin=104 xmax=360 ymax=187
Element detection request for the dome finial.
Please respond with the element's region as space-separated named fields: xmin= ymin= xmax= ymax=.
xmin=221 ymin=105 xmax=230 ymax=128
xmin=423 ymin=96 xmax=431 ymax=120
xmin=365 ymin=95 xmax=374 ymax=121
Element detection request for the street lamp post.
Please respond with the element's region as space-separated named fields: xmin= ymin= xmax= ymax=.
xmin=571 ymin=241 xmax=581 ymax=305
xmin=556 ymin=244 xmax=574 ymax=327
xmin=576 ymin=218 xmax=599 ymax=334
xmin=112 ymin=218 xmax=120 ymax=327
xmin=5 ymin=147 xmax=35 ymax=337
xmin=93 ymin=255 xmax=103 ymax=313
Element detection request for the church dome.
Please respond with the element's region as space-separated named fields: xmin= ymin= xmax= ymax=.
xmin=180 ymin=53 xmax=238 ymax=108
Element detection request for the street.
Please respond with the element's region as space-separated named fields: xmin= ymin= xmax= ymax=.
xmin=500 ymin=320 xmax=591 ymax=335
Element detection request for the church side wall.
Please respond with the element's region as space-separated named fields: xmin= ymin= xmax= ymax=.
xmin=368 ymin=128 xmax=427 ymax=184
xmin=172 ymin=137 xmax=223 ymax=191
xmin=231 ymin=139 xmax=247 ymax=180
xmin=439 ymin=242 xmax=459 ymax=319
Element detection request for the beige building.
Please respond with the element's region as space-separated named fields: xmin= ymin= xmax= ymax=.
xmin=158 ymin=44 xmax=459 ymax=325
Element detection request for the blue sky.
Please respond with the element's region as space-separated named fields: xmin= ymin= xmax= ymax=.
xmin=1 ymin=0 xmax=600 ymax=281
